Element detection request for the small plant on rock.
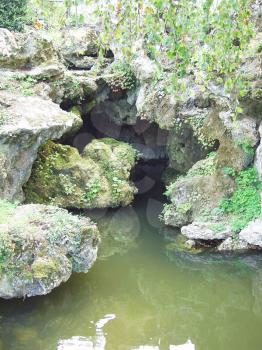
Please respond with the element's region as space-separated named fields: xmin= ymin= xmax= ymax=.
xmin=106 ymin=61 xmax=136 ymax=93
xmin=0 ymin=0 xmax=29 ymax=31
xmin=220 ymin=167 xmax=261 ymax=232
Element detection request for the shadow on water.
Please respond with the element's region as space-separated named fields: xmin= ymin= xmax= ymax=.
xmin=1 ymin=185 xmax=262 ymax=350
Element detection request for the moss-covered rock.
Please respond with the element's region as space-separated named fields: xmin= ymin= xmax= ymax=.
xmin=0 ymin=203 xmax=99 ymax=299
xmin=24 ymin=138 xmax=138 ymax=209
xmin=162 ymin=153 xmax=235 ymax=227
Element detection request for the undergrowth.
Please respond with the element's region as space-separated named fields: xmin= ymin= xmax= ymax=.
xmin=220 ymin=167 xmax=261 ymax=232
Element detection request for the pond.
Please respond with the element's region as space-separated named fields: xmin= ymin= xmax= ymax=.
xmin=0 ymin=187 xmax=262 ymax=350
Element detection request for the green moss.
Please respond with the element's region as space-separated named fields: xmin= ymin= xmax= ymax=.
xmin=84 ymin=178 xmax=102 ymax=205
xmin=25 ymin=139 xmax=138 ymax=209
xmin=105 ymin=61 xmax=136 ymax=93
xmin=32 ymin=258 xmax=58 ymax=280
xmin=165 ymin=152 xmax=217 ymax=198
xmin=24 ymin=141 xmax=79 ymax=204
xmin=0 ymin=200 xmax=17 ymax=224
xmin=220 ymin=167 xmax=261 ymax=232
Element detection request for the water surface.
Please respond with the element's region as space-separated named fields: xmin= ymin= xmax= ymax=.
xmin=0 ymin=191 xmax=262 ymax=350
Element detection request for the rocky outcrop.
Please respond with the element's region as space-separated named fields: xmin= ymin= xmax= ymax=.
xmin=58 ymin=27 xmax=100 ymax=69
xmin=181 ymin=222 xmax=233 ymax=241
xmin=0 ymin=28 xmax=59 ymax=68
xmin=24 ymin=138 xmax=138 ymax=209
xmin=0 ymin=91 xmax=82 ymax=202
xmin=0 ymin=203 xmax=99 ymax=299
xmin=239 ymin=219 xmax=262 ymax=248
xmin=217 ymin=237 xmax=250 ymax=251
xmin=163 ymin=154 xmax=235 ymax=227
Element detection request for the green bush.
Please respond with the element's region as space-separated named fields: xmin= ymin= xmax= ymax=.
xmin=220 ymin=167 xmax=261 ymax=232
xmin=0 ymin=0 xmax=28 ymax=32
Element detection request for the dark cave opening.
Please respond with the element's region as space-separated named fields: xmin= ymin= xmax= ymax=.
xmin=63 ymin=109 xmax=170 ymax=195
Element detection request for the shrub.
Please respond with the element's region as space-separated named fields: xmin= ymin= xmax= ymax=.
xmin=106 ymin=61 xmax=136 ymax=93
xmin=220 ymin=167 xmax=261 ymax=232
xmin=0 ymin=0 xmax=28 ymax=32
xmin=0 ymin=199 xmax=17 ymax=224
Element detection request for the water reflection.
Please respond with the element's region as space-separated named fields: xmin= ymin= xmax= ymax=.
xmin=0 ymin=196 xmax=262 ymax=350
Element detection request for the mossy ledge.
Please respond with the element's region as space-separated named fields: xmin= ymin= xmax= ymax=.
xmin=24 ymin=138 xmax=139 ymax=209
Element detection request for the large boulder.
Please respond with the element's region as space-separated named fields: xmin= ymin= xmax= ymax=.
xmin=255 ymin=123 xmax=262 ymax=180
xmin=59 ymin=28 xmax=99 ymax=69
xmin=0 ymin=203 xmax=99 ymax=299
xmin=24 ymin=138 xmax=138 ymax=209
xmin=162 ymin=154 xmax=235 ymax=227
xmin=239 ymin=219 xmax=262 ymax=248
xmin=0 ymin=91 xmax=82 ymax=202
xmin=181 ymin=222 xmax=233 ymax=241
xmin=0 ymin=28 xmax=59 ymax=68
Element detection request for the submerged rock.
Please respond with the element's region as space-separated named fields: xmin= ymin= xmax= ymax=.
xmin=0 ymin=203 xmax=99 ymax=299
xmin=25 ymin=138 xmax=138 ymax=209
xmin=0 ymin=91 xmax=82 ymax=202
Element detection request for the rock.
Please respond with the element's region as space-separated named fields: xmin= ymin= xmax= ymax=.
xmin=162 ymin=156 xmax=234 ymax=228
xmin=181 ymin=222 xmax=233 ymax=240
xmin=0 ymin=91 xmax=82 ymax=202
xmin=185 ymin=239 xmax=196 ymax=249
xmin=167 ymin=126 xmax=208 ymax=173
xmin=0 ymin=203 xmax=99 ymax=299
xmin=49 ymin=70 xmax=98 ymax=104
xmin=59 ymin=28 xmax=99 ymax=67
xmin=217 ymin=237 xmax=249 ymax=251
xmin=132 ymin=53 xmax=158 ymax=83
xmin=65 ymin=56 xmax=98 ymax=70
xmin=239 ymin=219 xmax=262 ymax=248
xmin=0 ymin=29 xmax=59 ymax=68
xmin=24 ymin=138 xmax=138 ymax=209
xmin=0 ymin=29 xmax=26 ymax=68
xmin=90 ymin=95 xmax=138 ymax=126
xmin=255 ymin=123 xmax=262 ymax=180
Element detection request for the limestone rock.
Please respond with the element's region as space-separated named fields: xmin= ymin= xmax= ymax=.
xmin=0 ymin=204 xmax=99 ymax=299
xmin=181 ymin=222 xmax=233 ymax=240
xmin=0 ymin=91 xmax=82 ymax=202
xmin=255 ymin=123 xmax=262 ymax=180
xmin=217 ymin=237 xmax=249 ymax=251
xmin=239 ymin=219 xmax=262 ymax=248
xmin=59 ymin=28 xmax=99 ymax=67
xmin=24 ymin=138 xmax=138 ymax=209
xmin=0 ymin=29 xmax=59 ymax=68
xmin=163 ymin=155 xmax=234 ymax=228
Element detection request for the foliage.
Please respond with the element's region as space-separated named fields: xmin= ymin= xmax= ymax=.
xmin=30 ymin=0 xmax=88 ymax=29
xmin=0 ymin=200 xmax=17 ymax=224
xmin=106 ymin=61 xmax=136 ymax=93
xmin=84 ymin=178 xmax=102 ymax=205
xmin=165 ymin=152 xmax=217 ymax=197
xmin=93 ymin=0 xmax=254 ymax=98
xmin=15 ymin=75 xmax=38 ymax=96
xmin=0 ymin=0 xmax=29 ymax=31
xmin=220 ymin=167 xmax=261 ymax=232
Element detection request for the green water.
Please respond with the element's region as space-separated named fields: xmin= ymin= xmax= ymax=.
xmin=1 ymin=192 xmax=262 ymax=350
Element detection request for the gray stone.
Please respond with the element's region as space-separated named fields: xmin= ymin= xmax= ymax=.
xmin=0 ymin=204 xmax=99 ymax=299
xmin=59 ymin=28 xmax=99 ymax=64
xmin=217 ymin=237 xmax=249 ymax=251
xmin=239 ymin=219 xmax=262 ymax=248
xmin=0 ymin=91 xmax=82 ymax=202
xmin=181 ymin=222 xmax=233 ymax=240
